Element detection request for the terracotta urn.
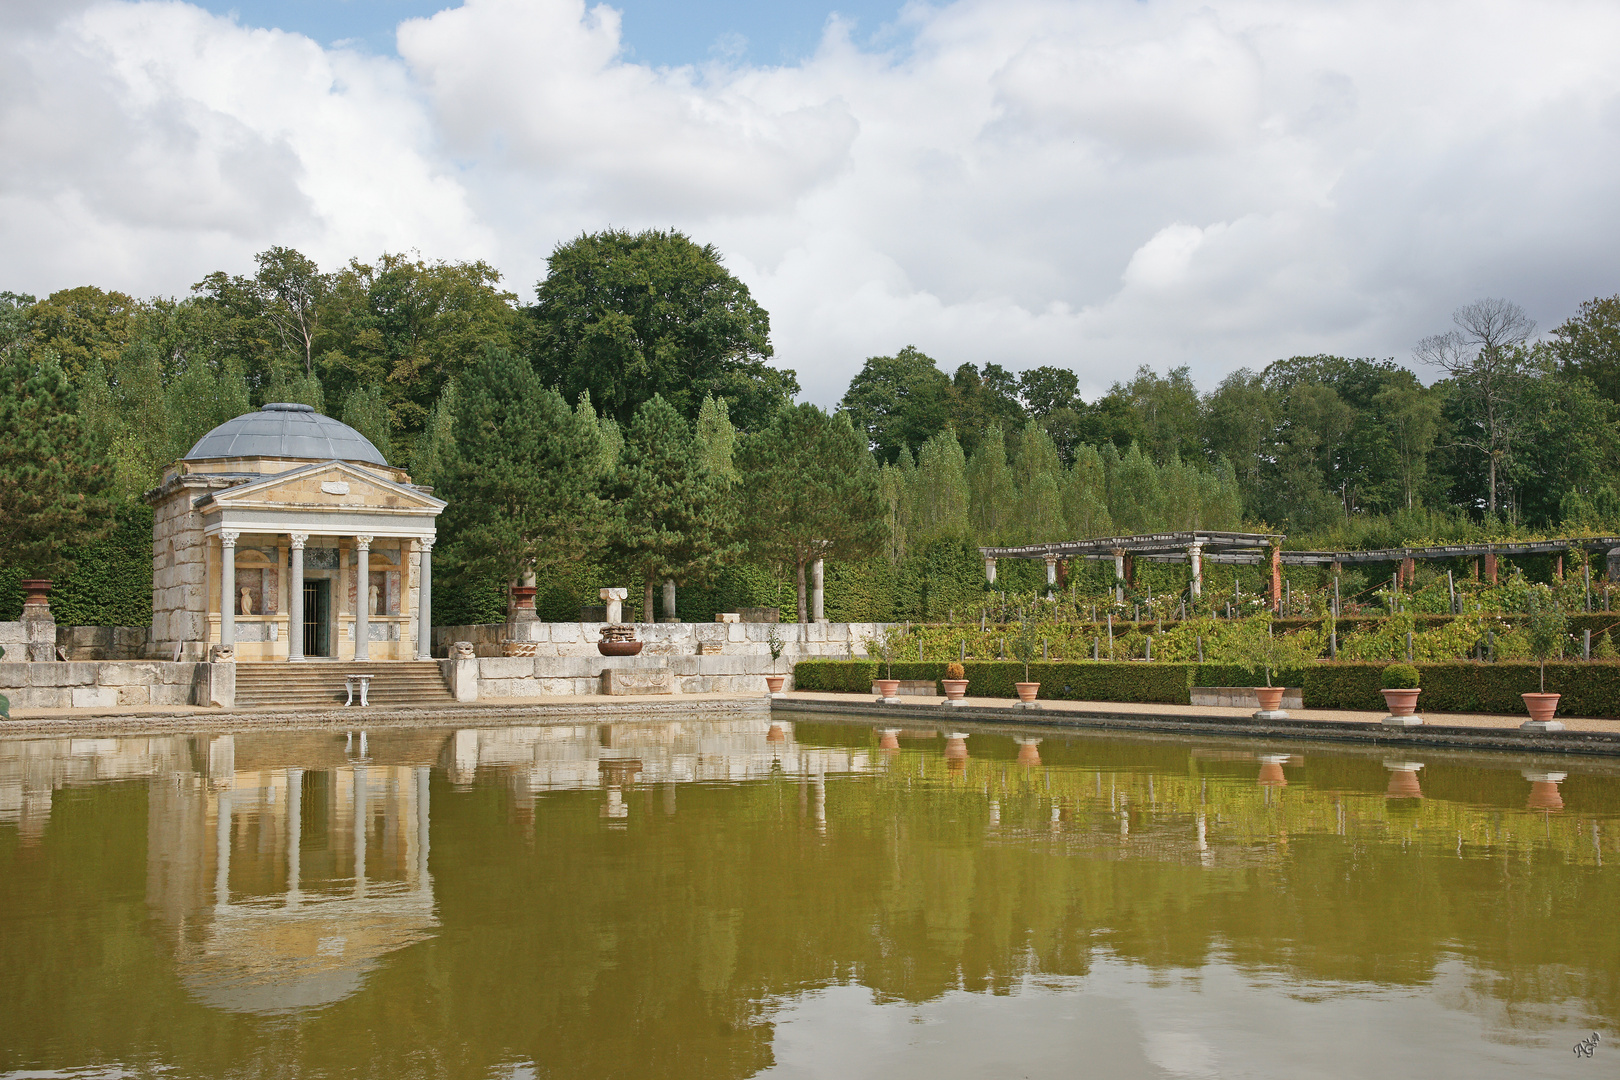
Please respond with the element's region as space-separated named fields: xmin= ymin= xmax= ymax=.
xmin=1015 ymin=681 xmax=1040 ymax=703
xmin=941 ymin=679 xmax=969 ymax=701
xmin=1525 ymin=774 xmax=1565 ymax=812
xmin=19 ymin=579 xmax=52 ymax=608
xmin=1381 ymin=688 xmax=1421 ymax=716
xmin=1016 ymin=739 xmax=1042 ymax=767
xmin=877 ymin=728 xmax=901 ymax=751
xmin=943 ymin=734 xmax=969 ymax=760
xmin=1522 ymin=692 xmax=1561 ymax=725
xmin=509 ymin=584 xmax=537 ymax=613
xmin=1385 ymin=766 xmax=1424 ymax=799
xmin=764 ymin=674 xmax=786 ymax=695
xmin=875 ymin=678 xmax=901 ymax=701
xmin=1253 ymin=686 xmax=1286 ymax=713
xmin=598 ymin=640 xmax=644 ymax=656
xmin=1257 ymin=760 xmax=1288 ymax=788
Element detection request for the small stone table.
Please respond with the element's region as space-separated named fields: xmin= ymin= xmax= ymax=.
xmin=345 ymin=673 xmax=373 ymax=707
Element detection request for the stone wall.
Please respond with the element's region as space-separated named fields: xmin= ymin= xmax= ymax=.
xmin=432 ymin=620 xmax=885 ymax=660
xmin=0 ymin=661 xmax=206 ymax=710
xmin=56 ymin=626 xmax=152 ymax=661
xmin=0 ymin=619 xmax=57 ymax=662
xmin=444 ymin=653 xmax=795 ymax=698
xmin=149 ymin=481 xmax=209 ymax=659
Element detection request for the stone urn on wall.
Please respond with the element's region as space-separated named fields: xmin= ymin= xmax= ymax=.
xmin=598 ymin=624 xmax=643 ymax=656
xmin=19 ymin=580 xmax=53 ymax=610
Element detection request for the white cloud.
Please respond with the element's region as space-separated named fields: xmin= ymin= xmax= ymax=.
xmin=3 ymin=0 xmax=1620 ymax=406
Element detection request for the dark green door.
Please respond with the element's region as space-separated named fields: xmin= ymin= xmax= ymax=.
xmin=303 ymin=580 xmax=331 ymax=657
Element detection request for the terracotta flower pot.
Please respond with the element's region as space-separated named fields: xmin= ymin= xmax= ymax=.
xmin=1015 ymin=682 xmax=1040 ymax=703
xmin=1016 ymin=739 xmax=1041 ymax=766
xmin=875 ymin=679 xmax=900 ymax=701
xmin=598 ymin=640 xmax=644 ymax=656
xmin=1522 ymin=692 xmax=1560 ymax=724
xmin=1385 ymin=767 xmax=1424 ymax=799
xmin=941 ymin=679 xmax=968 ymax=700
xmin=1253 ymin=686 xmax=1286 ymax=712
xmin=19 ymin=579 xmax=52 ymax=607
xmin=877 ymin=728 xmax=901 ymax=751
xmin=1381 ymin=688 xmax=1421 ymax=716
xmin=764 ymin=674 xmax=786 ymax=695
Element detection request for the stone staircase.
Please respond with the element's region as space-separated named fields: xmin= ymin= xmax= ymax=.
xmin=234 ymin=661 xmax=455 ymax=709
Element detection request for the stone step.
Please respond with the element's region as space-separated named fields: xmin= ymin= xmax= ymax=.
xmin=232 ymin=661 xmax=453 ymax=707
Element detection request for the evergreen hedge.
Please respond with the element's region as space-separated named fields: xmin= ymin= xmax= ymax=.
xmin=793 ymin=658 xmax=1620 ymax=718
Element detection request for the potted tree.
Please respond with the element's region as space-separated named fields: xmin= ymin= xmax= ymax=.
xmin=941 ymin=661 xmax=968 ymax=705
xmin=1380 ymin=663 xmax=1422 ymax=727
xmin=1010 ymin=616 xmax=1041 ymax=706
xmin=764 ymin=623 xmax=787 ymax=696
xmin=1222 ymin=613 xmax=1314 ymax=719
xmin=865 ymin=627 xmax=902 ymax=703
xmin=1521 ymin=585 xmax=1568 ymax=731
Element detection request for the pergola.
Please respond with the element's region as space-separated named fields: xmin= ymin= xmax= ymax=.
xmin=980 ymin=531 xmax=1284 ymax=603
xmin=981 ymin=533 xmax=1620 ymax=606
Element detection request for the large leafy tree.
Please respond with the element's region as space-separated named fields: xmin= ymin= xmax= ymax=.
xmin=436 ymin=348 xmax=606 ymax=594
xmin=25 ymin=286 xmax=140 ymax=383
xmin=1550 ymin=294 xmax=1620 ymax=407
xmin=839 ymin=345 xmax=953 ymax=463
xmin=531 ymin=229 xmax=795 ymax=430
xmin=607 ymin=395 xmax=730 ymax=619
xmin=0 ymin=351 xmax=115 ymax=577
xmin=739 ymin=404 xmax=887 ymax=621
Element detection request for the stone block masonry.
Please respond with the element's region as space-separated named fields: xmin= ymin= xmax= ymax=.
xmin=0 ymin=661 xmax=208 ymax=710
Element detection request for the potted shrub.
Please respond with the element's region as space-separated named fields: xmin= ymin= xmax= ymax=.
xmin=1010 ymin=616 xmax=1041 ymax=705
xmin=941 ymin=661 xmax=968 ymax=704
xmin=865 ymin=627 xmax=901 ymax=703
xmin=764 ymin=624 xmax=786 ymax=696
xmin=1380 ymin=663 xmax=1422 ymax=727
xmin=1221 ymin=613 xmax=1315 ymax=719
xmin=1521 ymin=585 xmax=1568 ymax=730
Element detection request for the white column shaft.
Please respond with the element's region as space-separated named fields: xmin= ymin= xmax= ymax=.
xmin=288 ymin=534 xmax=307 ymax=662
xmin=354 ymin=537 xmax=371 ymax=661
xmin=416 ymin=539 xmax=434 ymax=660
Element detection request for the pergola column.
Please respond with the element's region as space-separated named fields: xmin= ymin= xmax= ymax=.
xmin=416 ymin=537 xmax=434 ymax=660
xmin=984 ymin=556 xmax=997 ymax=585
xmin=1188 ymin=542 xmax=1203 ymax=599
xmin=1112 ymin=550 xmax=1126 ymax=603
xmin=1484 ymin=551 xmax=1498 ymax=584
xmin=1269 ymin=545 xmax=1282 ymax=612
xmin=288 ymin=532 xmax=308 ymax=662
xmin=220 ymin=530 xmax=239 ymax=651
xmin=353 ymin=535 xmax=372 ymax=661
xmin=1044 ymin=555 xmax=1058 ymax=597
xmin=812 ymin=558 xmax=825 ymax=622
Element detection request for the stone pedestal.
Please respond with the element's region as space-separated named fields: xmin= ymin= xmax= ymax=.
xmin=20 ymin=583 xmax=56 ymax=662
xmin=599 ymin=587 xmax=627 ymax=624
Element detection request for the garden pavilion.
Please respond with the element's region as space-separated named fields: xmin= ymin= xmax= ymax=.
xmin=144 ymin=403 xmax=445 ymax=662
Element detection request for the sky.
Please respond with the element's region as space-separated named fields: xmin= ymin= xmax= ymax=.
xmin=3 ymin=0 xmax=1619 ymax=407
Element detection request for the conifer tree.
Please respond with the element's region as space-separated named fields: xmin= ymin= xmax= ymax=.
xmin=1063 ymin=444 xmax=1112 ymax=538
xmin=966 ymin=423 xmax=1017 ymax=545
xmin=739 ymin=404 xmax=886 ymax=621
xmin=695 ymin=394 xmax=739 ymax=484
xmin=0 ymin=350 xmax=115 ymax=576
xmin=411 ymin=379 xmax=458 ymax=489
xmin=609 ymin=395 xmax=730 ymax=619
xmin=912 ymin=430 xmax=969 ymax=544
xmin=437 ymin=348 xmax=606 ymax=592
xmin=1011 ymin=421 xmax=1064 ymax=542
xmin=342 ymin=385 xmax=393 ymax=463
xmin=1108 ymin=443 xmax=1165 ymax=534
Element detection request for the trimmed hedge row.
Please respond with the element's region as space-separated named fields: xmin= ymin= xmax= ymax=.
xmin=793 ymin=658 xmax=1620 ymax=718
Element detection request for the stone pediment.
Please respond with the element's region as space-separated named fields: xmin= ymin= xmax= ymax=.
xmin=205 ymin=461 xmax=445 ymax=516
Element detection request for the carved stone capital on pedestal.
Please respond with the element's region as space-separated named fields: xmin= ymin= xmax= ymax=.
xmin=289 ymin=532 xmax=309 ymax=550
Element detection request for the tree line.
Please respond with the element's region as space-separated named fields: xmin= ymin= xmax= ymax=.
xmin=4 ymin=224 xmax=1620 ymax=624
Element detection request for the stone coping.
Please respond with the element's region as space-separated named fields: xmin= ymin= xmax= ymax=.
xmin=771 ymin=692 xmax=1620 ymax=757
xmin=0 ymin=693 xmax=765 ymax=736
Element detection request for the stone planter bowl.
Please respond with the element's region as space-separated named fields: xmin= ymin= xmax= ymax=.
xmin=1522 ymin=692 xmax=1560 ymax=725
xmin=941 ymin=679 xmax=969 ymax=701
xmin=598 ymin=640 xmax=644 ymax=656
xmin=1253 ymin=686 xmax=1287 ymax=713
xmin=1380 ymin=688 xmax=1421 ymax=716
xmin=1014 ymin=682 xmax=1040 ymax=704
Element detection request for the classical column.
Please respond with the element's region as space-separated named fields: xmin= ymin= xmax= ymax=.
xmin=220 ymin=530 xmax=239 ymax=651
xmin=416 ymin=537 xmax=434 ymax=660
xmin=662 ymin=578 xmax=678 ymax=622
xmin=354 ymin=535 xmax=372 ymax=661
xmin=984 ymin=556 xmax=997 ymax=585
xmin=1044 ymin=555 xmax=1058 ymax=597
xmin=288 ymin=533 xmax=308 ymax=662
xmin=1112 ymin=551 xmax=1126 ymax=604
xmin=812 ymin=558 xmax=825 ymax=622
xmin=1188 ymin=542 xmax=1203 ymax=599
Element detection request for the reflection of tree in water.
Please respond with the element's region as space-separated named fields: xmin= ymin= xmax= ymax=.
xmin=0 ymin=720 xmax=1618 ymax=1078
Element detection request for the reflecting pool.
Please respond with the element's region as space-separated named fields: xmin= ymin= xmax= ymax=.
xmin=1 ymin=714 xmax=1617 ymax=1078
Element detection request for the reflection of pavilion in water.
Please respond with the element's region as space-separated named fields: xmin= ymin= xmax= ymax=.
xmin=0 ymin=717 xmax=864 ymax=1009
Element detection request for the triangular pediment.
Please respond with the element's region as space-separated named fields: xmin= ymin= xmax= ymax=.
xmin=207 ymin=461 xmax=445 ymax=514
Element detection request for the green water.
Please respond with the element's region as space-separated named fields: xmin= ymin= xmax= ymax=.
xmin=1 ymin=713 xmax=1616 ymax=1078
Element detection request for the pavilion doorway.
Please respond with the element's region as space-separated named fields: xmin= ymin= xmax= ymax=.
xmin=303 ymin=580 xmax=332 ymax=657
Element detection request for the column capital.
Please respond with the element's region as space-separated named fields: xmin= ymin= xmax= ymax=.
xmin=220 ymin=530 xmax=240 ymax=547
xmin=354 ymin=534 xmax=373 ymax=551
xmin=419 ymin=536 xmax=435 ymax=553
xmin=289 ymin=532 xmax=309 ymax=550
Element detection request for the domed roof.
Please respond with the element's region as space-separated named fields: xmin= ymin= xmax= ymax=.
xmin=184 ymin=403 xmax=387 ymax=466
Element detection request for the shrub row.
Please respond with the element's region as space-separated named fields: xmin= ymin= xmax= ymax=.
xmin=793 ymin=658 xmax=1620 ymax=718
